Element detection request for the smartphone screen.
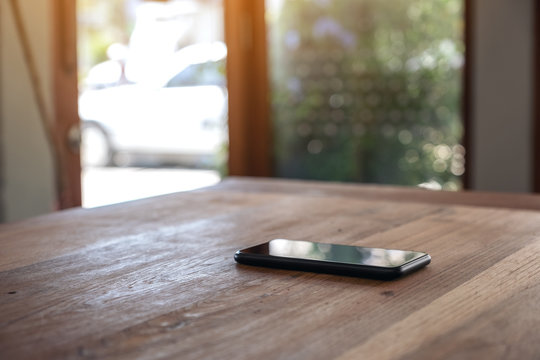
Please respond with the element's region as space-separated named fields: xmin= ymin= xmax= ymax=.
xmin=235 ymin=239 xmax=430 ymax=279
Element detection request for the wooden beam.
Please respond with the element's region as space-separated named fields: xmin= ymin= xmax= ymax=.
xmin=534 ymin=0 xmax=540 ymax=192
xmin=224 ymin=0 xmax=272 ymax=176
xmin=462 ymin=0 xmax=472 ymax=189
xmin=52 ymin=0 xmax=81 ymax=207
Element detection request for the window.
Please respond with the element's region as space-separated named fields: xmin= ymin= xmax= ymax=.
xmin=267 ymin=0 xmax=464 ymax=190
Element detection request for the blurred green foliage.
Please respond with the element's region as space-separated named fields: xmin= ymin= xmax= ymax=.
xmin=268 ymin=0 xmax=464 ymax=189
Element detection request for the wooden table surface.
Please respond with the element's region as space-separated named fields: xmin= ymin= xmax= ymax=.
xmin=1 ymin=177 xmax=540 ymax=359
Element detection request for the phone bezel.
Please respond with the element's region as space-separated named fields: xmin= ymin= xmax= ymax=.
xmin=234 ymin=240 xmax=431 ymax=280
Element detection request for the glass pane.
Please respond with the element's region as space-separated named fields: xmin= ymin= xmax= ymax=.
xmin=267 ymin=0 xmax=464 ymax=190
xmin=77 ymin=0 xmax=227 ymax=207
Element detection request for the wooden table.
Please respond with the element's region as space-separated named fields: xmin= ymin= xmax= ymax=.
xmin=1 ymin=177 xmax=539 ymax=359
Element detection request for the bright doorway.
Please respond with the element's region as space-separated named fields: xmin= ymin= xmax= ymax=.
xmin=77 ymin=0 xmax=227 ymax=207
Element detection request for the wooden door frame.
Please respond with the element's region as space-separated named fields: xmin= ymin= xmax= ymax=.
xmin=534 ymin=1 xmax=540 ymax=192
xmin=56 ymin=0 xmax=479 ymax=191
xmin=462 ymin=0 xmax=472 ymax=189
xmin=53 ymin=0 xmax=273 ymax=203
xmin=224 ymin=0 xmax=272 ymax=176
xmin=52 ymin=0 xmax=81 ymax=208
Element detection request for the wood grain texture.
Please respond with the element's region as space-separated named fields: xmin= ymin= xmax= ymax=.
xmin=1 ymin=178 xmax=539 ymax=359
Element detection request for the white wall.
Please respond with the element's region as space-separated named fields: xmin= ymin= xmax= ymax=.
xmin=0 ymin=0 xmax=56 ymax=222
xmin=471 ymin=0 xmax=534 ymax=192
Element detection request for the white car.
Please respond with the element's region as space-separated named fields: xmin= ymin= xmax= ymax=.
xmin=79 ymin=47 xmax=227 ymax=167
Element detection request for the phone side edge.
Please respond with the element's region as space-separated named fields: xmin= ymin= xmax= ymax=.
xmin=234 ymin=251 xmax=403 ymax=280
xmin=398 ymin=254 xmax=431 ymax=276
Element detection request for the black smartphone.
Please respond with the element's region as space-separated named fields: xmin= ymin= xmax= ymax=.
xmin=234 ymin=239 xmax=431 ymax=280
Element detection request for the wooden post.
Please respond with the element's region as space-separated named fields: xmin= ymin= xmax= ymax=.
xmin=52 ymin=0 xmax=81 ymax=208
xmin=224 ymin=0 xmax=272 ymax=176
